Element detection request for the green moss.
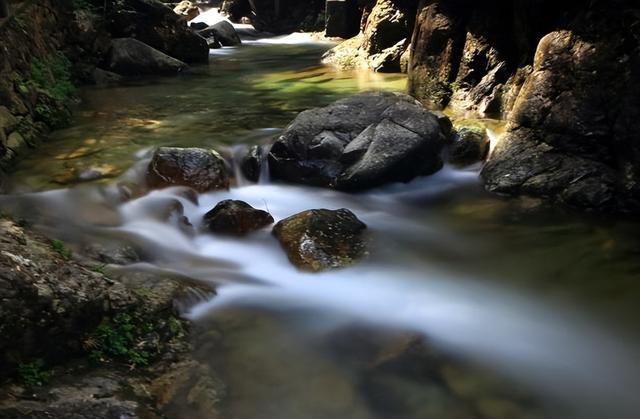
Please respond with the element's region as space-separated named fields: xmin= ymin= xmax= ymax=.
xmin=87 ymin=313 xmax=153 ymax=368
xmin=19 ymin=52 xmax=76 ymax=128
xmin=92 ymin=263 xmax=109 ymax=274
xmin=51 ymin=239 xmax=72 ymax=260
xmin=18 ymin=359 xmax=52 ymax=388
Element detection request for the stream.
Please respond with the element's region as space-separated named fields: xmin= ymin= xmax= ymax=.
xmin=2 ymin=33 xmax=640 ymax=419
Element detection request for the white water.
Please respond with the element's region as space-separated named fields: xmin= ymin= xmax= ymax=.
xmin=3 ymin=161 xmax=639 ymax=418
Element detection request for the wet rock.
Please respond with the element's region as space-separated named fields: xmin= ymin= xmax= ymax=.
xmin=90 ymin=68 xmax=123 ymax=86
xmin=174 ymin=0 xmax=200 ymax=21
xmin=190 ymin=21 xmax=209 ymax=31
xmin=203 ymin=200 xmax=274 ymax=236
xmin=448 ymin=126 xmax=489 ymax=166
xmin=272 ymin=208 xmax=367 ymax=272
xmin=106 ymin=38 xmax=188 ymax=76
xmin=269 ymin=92 xmax=446 ymax=190
xmin=240 ymin=145 xmax=263 ymax=183
xmin=220 ymin=0 xmax=252 ymax=23
xmin=108 ymin=0 xmax=209 ymax=63
xmin=199 ymin=21 xmax=242 ymax=47
xmin=146 ymin=147 xmax=229 ymax=193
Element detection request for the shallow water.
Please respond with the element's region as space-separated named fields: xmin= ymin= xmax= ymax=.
xmin=3 ymin=38 xmax=640 ymax=419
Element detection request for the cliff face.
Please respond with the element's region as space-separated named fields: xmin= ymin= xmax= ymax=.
xmin=404 ymin=0 xmax=640 ymax=212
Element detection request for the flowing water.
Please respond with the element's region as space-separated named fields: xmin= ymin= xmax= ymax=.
xmin=2 ymin=34 xmax=640 ymax=419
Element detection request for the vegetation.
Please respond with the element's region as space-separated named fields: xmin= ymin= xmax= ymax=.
xmin=86 ymin=313 xmax=153 ymax=368
xmin=18 ymin=359 xmax=52 ymax=388
xmin=18 ymin=51 xmax=75 ymax=128
xmin=51 ymin=239 xmax=72 ymax=260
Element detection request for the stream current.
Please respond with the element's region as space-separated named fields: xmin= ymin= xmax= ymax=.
xmin=2 ymin=32 xmax=640 ymax=419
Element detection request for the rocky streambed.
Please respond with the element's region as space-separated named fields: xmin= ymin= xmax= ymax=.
xmin=0 ymin=4 xmax=639 ymax=419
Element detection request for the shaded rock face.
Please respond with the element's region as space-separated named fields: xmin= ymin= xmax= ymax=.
xmin=199 ymin=20 xmax=242 ymax=47
xmin=323 ymin=0 xmax=416 ymax=72
xmin=268 ymin=92 xmax=447 ymax=190
xmin=272 ymin=208 xmax=367 ymax=272
xmin=106 ymin=38 xmax=188 ymax=75
xmin=221 ymin=0 xmax=326 ymax=33
xmin=147 ymin=147 xmax=230 ymax=193
xmin=482 ymin=5 xmax=640 ymax=212
xmin=107 ymin=0 xmax=209 ymax=63
xmin=204 ymin=200 xmax=274 ymax=236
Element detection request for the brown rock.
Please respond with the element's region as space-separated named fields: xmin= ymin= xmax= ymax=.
xmin=203 ymin=200 xmax=274 ymax=236
xmin=147 ymin=147 xmax=229 ymax=193
xmin=272 ymin=208 xmax=367 ymax=272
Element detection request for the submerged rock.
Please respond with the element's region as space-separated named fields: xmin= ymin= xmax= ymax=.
xmin=269 ymin=92 xmax=447 ymax=190
xmin=146 ymin=147 xmax=229 ymax=193
xmin=272 ymin=208 xmax=367 ymax=272
xmin=106 ymin=38 xmax=187 ymax=76
xmin=199 ymin=21 xmax=242 ymax=47
xmin=204 ymin=200 xmax=274 ymax=236
xmin=448 ymin=126 xmax=489 ymax=166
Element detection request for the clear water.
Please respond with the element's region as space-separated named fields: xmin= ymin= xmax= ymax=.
xmin=3 ymin=38 xmax=640 ymax=419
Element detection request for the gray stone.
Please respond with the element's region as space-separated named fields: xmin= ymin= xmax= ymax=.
xmin=199 ymin=20 xmax=241 ymax=47
xmin=106 ymin=38 xmax=188 ymax=76
xmin=269 ymin=92 xmax=446 ymax=190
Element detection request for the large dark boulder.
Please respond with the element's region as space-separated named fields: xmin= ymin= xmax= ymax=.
xmin=106 ymin=38 xmax=187 ymax=75
xmin=268 ymin=92 xmax=447 ymax=190
xmin=272 ymin=209 xmax=367 ymax=272
xmin=199 ymin=20 xmax=242 ymax=47
xmin=107 ymin=0 xmax=209 ymax=63
xmin=146 ymin=147 xmax=230 ymax=193
xmin=203 ymin=200 xmax=274 ymax=236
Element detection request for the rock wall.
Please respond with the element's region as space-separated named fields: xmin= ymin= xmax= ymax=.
xmin=0 ymin=0 xmax=74 ymax=185
xmin=323 ymin=0 xmax=417 ymax=72
xmin=481 ymin=3 xmax=640 ymax=212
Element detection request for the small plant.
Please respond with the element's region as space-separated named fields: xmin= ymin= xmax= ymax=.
xmin=92 ymin=263 xmax=109 ymax=274
xmin=86 ymin=313 xmax=153 ymax=368
xmin=18 ymin=359 xmax=52 ymax=388
xmin=51 ymin=239 xmax=72 ymax=260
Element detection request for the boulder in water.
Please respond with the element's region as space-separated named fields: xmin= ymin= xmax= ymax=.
xmin=269 ymin=92 xmax=447 ymax=190
xmin=204 ymin=200 xmax=274 ymax=236
xmin=108 ymin=0 xmax=209 ymax=63
xmin=448 ymin=126 xmax=489 ymax=166
xmin=272 ymin=208 xmax=367 ymax=272
xmin=240 ymin=145 xmax=264 ymax=183
xmin=199 ymin=20 xmax=242 ymax=47
xmin=146 ymin=147 xmax=229 ymax=193
xmin=106 ymin=38 xmax=187 ymax=75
